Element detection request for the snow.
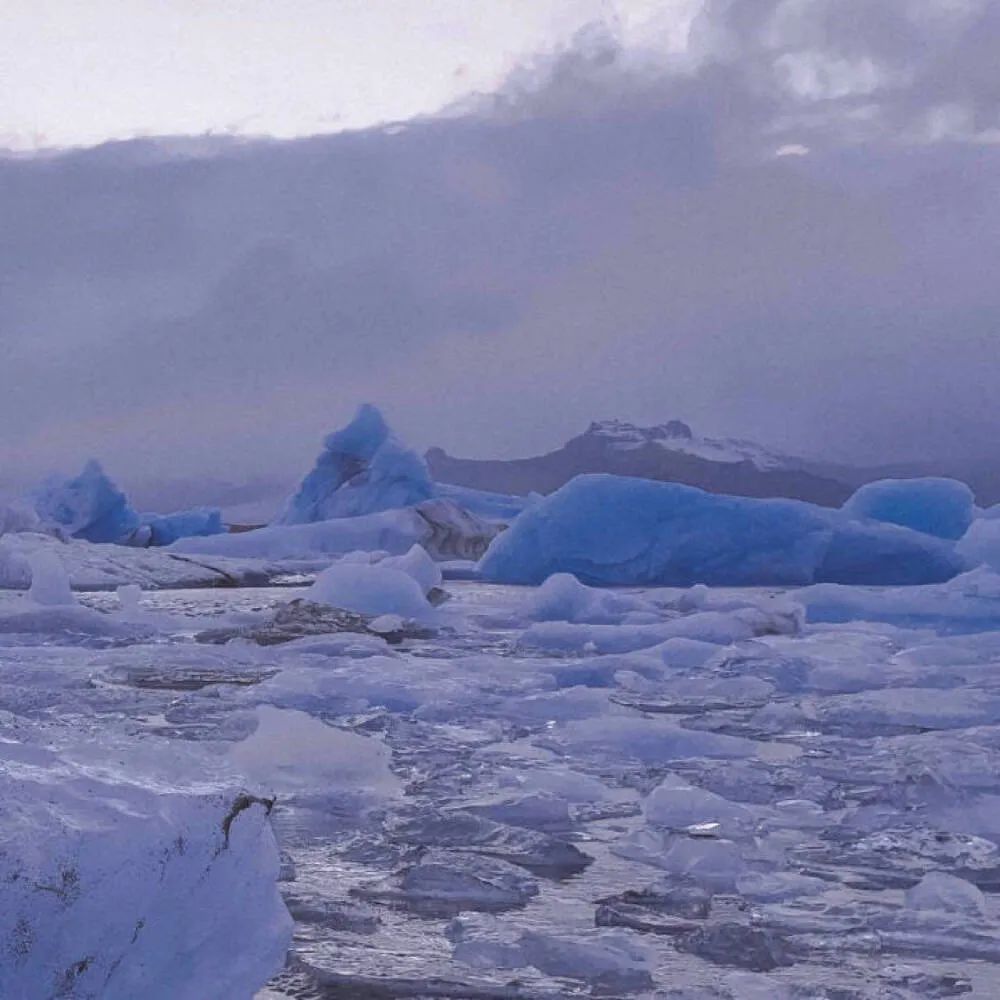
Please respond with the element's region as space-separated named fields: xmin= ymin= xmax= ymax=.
xmin=842 ymin=476 xmax=975 ymax=539
xmin=588 ymin=418 xmax=795 ymax=470
xmin=276 ymin=404 xmax=433 ymax=524
xmin=479 ymin=473 xmax=966 ymax=587
xmin=0 ymin=731 xmax=291 ymax=1000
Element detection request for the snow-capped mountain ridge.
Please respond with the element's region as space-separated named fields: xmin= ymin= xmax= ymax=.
xmin=584 ymin=419 xmax=795 ymax=471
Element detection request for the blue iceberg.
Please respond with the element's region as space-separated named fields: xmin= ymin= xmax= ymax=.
xmin=842 ymin=477 xmax=974 ymax=540
xmin=33 ymin=460 xmax=141 ymax=544
xmin=139 ymin=508 xmax=225 ymax=547
xmin=32 ymin=460 xmax=225 ymax=546
xmin=275 ymin=404 xmax=434 ymax=524
xmin=478 ymin=474 xmax=966 ymax=587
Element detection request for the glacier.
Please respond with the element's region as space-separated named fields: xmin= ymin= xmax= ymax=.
xmin=478 ymin=473 xmax=966 ymax=587
xmin=842 ymin=476 xmax=975 ymax=539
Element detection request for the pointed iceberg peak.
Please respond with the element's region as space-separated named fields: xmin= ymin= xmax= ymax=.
xmin=275 ymin=404 xmax=434 ymax=524
xmin=33 ymin=459 xmax=141 ymax=544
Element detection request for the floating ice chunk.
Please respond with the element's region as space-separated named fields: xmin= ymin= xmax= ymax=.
xmin=480 ymin=474 xmax=964 ymax=586
xmin=0 ymin=736 xmax=291 ymax=1000
xmin=958 ymin=518 xmax=1000 ymax=573
xmin=644 ymin=774 xmax=752 ymax=831
xmin=307 ymin=562 xmax=431 ymax=617
xmin=905 ymin=872 xmax=986 ymax=916
xmin=378 ymin=543 xmax=442 ymax=594
xmin=275 ymin=404 xmax=433 ymax=524
xmin=229 ymin=705 xmax=400 ymax=798
xmin=552 ymin=716 xmax=757 ymax=762
xmin=521 ymin=572 xmax=656 ymax=624
xmin=736 ymin=871 xmax=829 ymax=902
xmin=27 ymin=549 xmax=74 ymax=606
xmin=394 ymin=852 xmax=538 ymax=911
xmin=843 ymin=477 xmax=974 ymax=540
xmin=614 ymin=829 xmax=747 ymax=889
xmin=520 ymin=606 xmax=800 ymax=655
xmin=516 ymin=930 xmax=653 ymax=989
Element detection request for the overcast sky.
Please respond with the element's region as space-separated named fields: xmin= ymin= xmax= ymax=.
xmin=1 ymin=0 xmax=692 ymax=149
xmin=2 ymin=0 xmax=999 ymax=498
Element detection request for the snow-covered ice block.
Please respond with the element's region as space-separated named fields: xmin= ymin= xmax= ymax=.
xmin=32 ymin=459 xmax=141 ymax=544
xmin=842 ymin=477 xmax=974 ymax=540
xmin=275 ymin=404 xmax=433 ymax=524
xmin=0 ymin=735 xmax=291 ymax=1000
xmin=479 ymin=474 xmax=965 ymax=587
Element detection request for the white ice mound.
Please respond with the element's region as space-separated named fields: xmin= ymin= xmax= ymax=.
xmin=27 ymin=550 xmax=75 ymax=606
xmin=0 ymin=736 xmax=291 ymax=1000
xmin=522 ymin=572 xmax=657 ymax=624
xmin=958 ymin=518 xmax=1000 ymax=573
xmin=905 ymin=872 xmax=986 ymax=917
xmin=307 ymin=561 xmax=432 ymax=617
xmin=479 ymin=474 xmax=965 ymax=587
xmin=33 ymin=459 xmax=141 ymax=544
xmin=842 ymin=477 xmax=975 ymax=540
xmin=276 ymin=404 xmax=434 ymax=524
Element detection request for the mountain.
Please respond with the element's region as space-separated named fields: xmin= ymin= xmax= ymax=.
xmin=427 ymin=419 xmax=855 ymax=507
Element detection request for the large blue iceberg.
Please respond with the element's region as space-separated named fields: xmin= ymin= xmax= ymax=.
xmin=275 ymin=404 xmax=435 ymax=524
xmin=478 ymin=474 xmax=966 ymax=587
xmin=842 ymin=477 xmax=974 ymax=540
xmin=32 ymin=460 xmax=225 ymax=547
xmin=32 ymin=460 xmax=141 ymax=544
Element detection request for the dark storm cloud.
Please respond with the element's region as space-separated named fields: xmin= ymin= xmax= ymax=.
xmin=1 ymin=0 xmax=998 ymax=496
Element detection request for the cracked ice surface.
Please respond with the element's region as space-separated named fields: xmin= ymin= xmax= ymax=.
xmin=6 ymin=571 xmax=1000 ymax=997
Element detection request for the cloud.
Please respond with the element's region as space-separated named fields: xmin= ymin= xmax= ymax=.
xmin=1 ymin=0 xmax=998 ymax=496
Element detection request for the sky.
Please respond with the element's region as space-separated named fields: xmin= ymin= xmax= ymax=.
xmin=0 ymin=0 xmax=692 ymax=149
xmin=1 ymin=0 xmax=999 ymax=502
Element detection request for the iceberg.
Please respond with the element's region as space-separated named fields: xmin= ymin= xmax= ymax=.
xmin=275 ymin=404 xmax=434 ymax=524
xmin=139 ymin=507 xmax=225 ymax=547
xmin=33 ymin=459 xmax=141 ymax=544
xmin=478 ymin=474 xmax=965 ymax=587
xmin=842 ymin=477 xmax=974 ymax=540
xmin=29 ymin=460 xmax=225 ymax=547
xmin=0 ymin=734 xmax=291 ymax=1000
